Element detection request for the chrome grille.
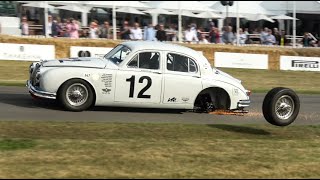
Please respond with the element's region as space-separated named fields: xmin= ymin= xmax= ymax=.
xmin=30 ymin=63 xmax=40 ymax=86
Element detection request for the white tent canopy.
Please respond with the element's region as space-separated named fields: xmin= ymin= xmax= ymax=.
xmin=261 ymin=1 xmax=320 ymax=14
xmin=195 ymin=11 xmax=223 ymax=19
xmin=146 ymin=1 xmax=216 ymax=12
xmin=22 ymin=1 xmax=55 ymax=9
xmin=142 ymin=8 xmax=175 ymax=15
xmin=270 ymin=14 xmax=299 ymax=20
xmin=211 ymin=1 xmax=275 ymax=15
xmin=246 ymin=14 xmax=275 ymax=23
xmin=55 ymin=4 xmax=91 ymax=13
xmin=116 ymin=7 xmax=145 ymax=15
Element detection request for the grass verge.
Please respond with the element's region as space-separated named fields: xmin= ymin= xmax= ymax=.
xmin=1 ymin=121 xmax=320 ymax=178
xmin=0 ymin=60 xmax=319 ymax=94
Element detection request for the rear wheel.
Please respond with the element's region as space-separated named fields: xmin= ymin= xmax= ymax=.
xmin=262 ymin=87 xmax=300 ymax=126
xmin=58 ymin=79 xmax=94 ymax=112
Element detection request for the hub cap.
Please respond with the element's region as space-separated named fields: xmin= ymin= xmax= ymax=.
xmin=66 ymin=83 xmax=88 ymax=106
xmin=275 ymin=95 xmax=295 ymax=120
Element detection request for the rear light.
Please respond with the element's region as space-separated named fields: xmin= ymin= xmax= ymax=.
xmin=246 ymin=90 xmax=251 ymax=96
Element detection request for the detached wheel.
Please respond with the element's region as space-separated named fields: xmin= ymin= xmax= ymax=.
xmin=58 ymin=79 xmax=94 ymax=112
xmin=262 ymin=87 xmax=300 ymax=126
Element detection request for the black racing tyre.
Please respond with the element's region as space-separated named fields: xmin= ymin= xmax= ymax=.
xmin=58 ymin=79 xmax=94 ymax=112
xmin=262 ymin=87 xmax=300 ymax=126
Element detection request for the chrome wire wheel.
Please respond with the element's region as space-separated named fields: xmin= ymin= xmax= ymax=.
xmin=275 ymin=95 xmax=295 ymax=120
xmin=66 ymin=83 xmax=88 ymax=107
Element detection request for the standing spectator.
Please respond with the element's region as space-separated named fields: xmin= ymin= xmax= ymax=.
xmin=119 ymin=21 xmax=131 ymax=40
xmin=238 ymin=28 xmax=247 ymax=45
xmin=69 ymin=18 xmax=80 ymax=39
xmin=300 ymin=32 xmax=313 ymax=47
xmin=215 ymin=28 xmax=221 ymax=43
xmin=197 ymin=27 xmax=205 ymax=41
xmin=20 ymin=16 xmax=29 ymax=35
xmin=279 ymin=30 xmax=288 ymax=46
xmin=198 ymin=34 xmax=209 ymax=44
xmin=43 ymin=15 xmax=53 ymax=36
xmin=261 ymin=29 xmax=276 ymax=45
xmin=260 ymin=27 xmax=269 ymax=44
xmin=221 ymin=26 xmax=235 ymax=44
xmin=65 ymin=19 xmax=72 ymax=37
xmin=166 ymin=24 xmax=177 ymax=41
xmin=143 ymin=23 xmax=156 ymax=41
xmin=51 ymin=17 xmax=62 ymax=38
xmin=130 ymin=22 xmax=142 ymax=40
xmin=184 ymin=25 xmax=199 ymax=43
xmin=89 ymin=21 xmax=99 ymax=39
xmin=244 ymin=28 xmax=250 ymax=36
xmin=273 ymin=28 xmax=281 ymax=45
xmin=99 ymin=21 xmax=112 ymax=39
xmin=156 ymin=24 xmax=167 ymax=42
xmin=209 ymin=27 xmax=217 ymax=43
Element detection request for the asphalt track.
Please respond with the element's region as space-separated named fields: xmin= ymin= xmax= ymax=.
xmin=0 ymin=86 xmax=319 ymax=125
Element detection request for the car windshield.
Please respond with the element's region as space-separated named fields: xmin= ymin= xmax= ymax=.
xmin=103 ymin=45 xmax=131 ymax=65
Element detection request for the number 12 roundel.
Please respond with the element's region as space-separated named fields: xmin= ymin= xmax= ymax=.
xmin=126 ymin=75 xmax=152 ymax=99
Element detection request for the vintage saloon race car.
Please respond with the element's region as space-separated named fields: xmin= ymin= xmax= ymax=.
xmin=27 ymin=41 xmax=251 ymax=112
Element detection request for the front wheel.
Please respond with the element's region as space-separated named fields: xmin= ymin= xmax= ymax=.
xmin=262 ymin=87 xmax=300 ymax=126
xmin=58 ymin=79 xmax=94 ymax=112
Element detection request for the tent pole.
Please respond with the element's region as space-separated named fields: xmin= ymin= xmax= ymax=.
xmin=293 ymin=1 xmax=296 ymax=48
xmin=112 ymin=1 xmax=116 ymax=40
xmin=236 ymin=1 xmax=240 ymax=46
xmin=44 ymin=1 xmax=48 ymax=37
xmin=178 ymin=1 xmax=182 ymax=43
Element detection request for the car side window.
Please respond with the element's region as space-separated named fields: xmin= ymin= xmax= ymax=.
xmin=167 ymin=53 xmax=198 ymax=73
xmin=127 ymin=52 xmax=160 ymax=70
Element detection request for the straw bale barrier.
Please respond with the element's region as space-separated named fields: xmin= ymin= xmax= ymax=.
xmin=1 ymin=35 xmax=319 ymax=70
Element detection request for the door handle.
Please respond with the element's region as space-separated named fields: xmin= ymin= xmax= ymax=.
xmin=152 ymin=71 xmax=162 ymax=74
xmin=192 ymin=75 xmax=201 ymax=78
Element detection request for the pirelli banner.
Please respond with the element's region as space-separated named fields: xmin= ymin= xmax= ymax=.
xmin=70 ymin=46 xmax=113 ymax=59
xmin=280 ymin=56 xmax=320 ymax=72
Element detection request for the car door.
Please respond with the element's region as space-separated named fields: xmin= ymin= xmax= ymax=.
xmin=114 ymin=51 xmax=163 ymax=104
xmin=162 ymin=52 xmax=203 ymax=106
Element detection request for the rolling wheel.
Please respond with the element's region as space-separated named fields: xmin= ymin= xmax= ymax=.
xmin=58 ymin=79 xmax=94 ymax=112
xmin=262 ymin=87 xmax=300 ymax=126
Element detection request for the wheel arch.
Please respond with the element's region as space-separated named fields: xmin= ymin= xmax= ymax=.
xmin=57 ymin=78 xmax=97 ymax=107
xmin=193 ymin=86 xmax=231 ymax=110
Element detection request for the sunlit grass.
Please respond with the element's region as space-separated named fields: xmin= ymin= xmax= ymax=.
xmin=0 ymin=60 xmax=319 ymax=94
xmin=1 ymin=121 xmax=320 ymax=178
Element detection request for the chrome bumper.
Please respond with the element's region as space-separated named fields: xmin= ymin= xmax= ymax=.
xmin=26 ymin=80 xmax=56 ymax=99
xmin=237 ymin=99 xmax=250 ymax=108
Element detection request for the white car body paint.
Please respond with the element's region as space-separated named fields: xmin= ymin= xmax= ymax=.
xmin=27 ymin=41 xmax=250 ymax=110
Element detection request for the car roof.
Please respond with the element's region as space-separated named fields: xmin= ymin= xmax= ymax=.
xmin=121 ymin=41 xmax=202 ymax=59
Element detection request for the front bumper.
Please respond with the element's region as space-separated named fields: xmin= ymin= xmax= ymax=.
xmin=26 ymin=80 xmax=56 ymax=99
xmin=237 ymin=99 xmax=250 ymax=108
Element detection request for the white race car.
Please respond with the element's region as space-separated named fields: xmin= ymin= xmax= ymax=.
xmin=27 ymin=41 xmax=251 ymax=113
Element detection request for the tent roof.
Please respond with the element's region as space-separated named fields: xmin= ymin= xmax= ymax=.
xmin=210 ymin=1 xmax=275 ymax=15
xmin=146 ymin=1 xmax=215 ymax=12
xmin=260 ymin=1 xmax=320 ymax=14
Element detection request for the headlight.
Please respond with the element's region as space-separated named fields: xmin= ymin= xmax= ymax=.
xmin=29 ymin=63 xmax=34 ymax=74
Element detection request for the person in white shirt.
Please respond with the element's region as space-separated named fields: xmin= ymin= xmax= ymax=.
xmin=89 ymin=22 xmax=100 ymax=39
xmin=198 ymin=34 xmax=209 ymax=44
xmin=47 ymin=15 xmax=52 ymax=36
xmin=184 ymin=25 xmax=199 ymax=43
xmin=130 ymin=23 xmax=142 ymax=40
xmin=238 ymin=28 xmax=247 ymax=44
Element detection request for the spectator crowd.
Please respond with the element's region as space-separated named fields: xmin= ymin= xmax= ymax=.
xmin=18 ymin=15 xmax=320 ymax=47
